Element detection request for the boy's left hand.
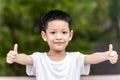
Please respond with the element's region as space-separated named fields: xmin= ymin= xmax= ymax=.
xmin=107 ymin=44 xmax=118 ymax=64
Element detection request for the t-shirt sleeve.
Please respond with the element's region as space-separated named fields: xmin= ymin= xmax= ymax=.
xmin=81 ymin=55 xmax=90 ymax=75
xmin=76 ymin=52 xmax=90 ymax=75
xmin=26 ymin=53 xmax=36 ymax=76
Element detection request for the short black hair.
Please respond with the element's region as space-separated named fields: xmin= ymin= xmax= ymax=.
xmin=41 ymin=10 xmax=72 ymax=32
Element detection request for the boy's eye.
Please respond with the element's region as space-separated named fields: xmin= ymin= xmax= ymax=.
xmin=62 ymin=31 xmax=68 ymax=34
xmin=50 ymin=32 xmax=55 ymax=34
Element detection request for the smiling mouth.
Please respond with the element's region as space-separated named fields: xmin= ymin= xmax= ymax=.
xmin=54 ymin=42 xmax=64 ymax=45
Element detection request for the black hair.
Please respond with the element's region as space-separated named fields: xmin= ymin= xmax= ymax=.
xmin=41 ymin=10 xmax=72 ymax=32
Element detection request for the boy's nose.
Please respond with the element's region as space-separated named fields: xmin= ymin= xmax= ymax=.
xmin=56 ymin=33 xmax=62 ymax=40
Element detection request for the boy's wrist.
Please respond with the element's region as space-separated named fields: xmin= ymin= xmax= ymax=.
xmin=104 ymin=51 xmax=109 ymax=61
xmin=14 ymin=53 xmax=19 ymax=63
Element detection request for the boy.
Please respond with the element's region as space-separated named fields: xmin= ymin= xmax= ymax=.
xmin=6 ymin=10 xmax=118 ymax=80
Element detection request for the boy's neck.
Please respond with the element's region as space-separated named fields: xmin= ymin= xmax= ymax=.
xmin=48 ymin=50 xmax=66 ymax=56
xmin=47 ymin=50 xmax=66 ymax=61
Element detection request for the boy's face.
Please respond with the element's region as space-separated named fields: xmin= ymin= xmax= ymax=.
xmin=41 ymin=20 xmax=73 ymax=52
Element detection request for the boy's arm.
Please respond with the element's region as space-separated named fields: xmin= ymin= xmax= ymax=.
xmin=6 ymin=44 xmax=33 ymax=65
xmin=84 ymin=44 xmax=118 ymax=65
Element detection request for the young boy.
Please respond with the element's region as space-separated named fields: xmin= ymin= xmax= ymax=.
xmin=6 ymin=10 xmax=118 ymax=80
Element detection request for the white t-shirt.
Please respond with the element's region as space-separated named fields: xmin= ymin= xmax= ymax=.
xmin=26 ymin=52 xmax=90 ymax=80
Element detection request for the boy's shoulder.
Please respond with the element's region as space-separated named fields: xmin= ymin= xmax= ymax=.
xmin=31 ymin=52 xmax=46 ymax=56
xmin=67 ymin=52 xmax=86 ymax=60
xmin=67 ymin=51 xmax=84 ymax=56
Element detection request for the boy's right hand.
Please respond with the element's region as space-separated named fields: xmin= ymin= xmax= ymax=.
xmin=107 ymin=44 xmax=118 ymax=64
xmin=6 ymin=44 xmax=18 ymax=64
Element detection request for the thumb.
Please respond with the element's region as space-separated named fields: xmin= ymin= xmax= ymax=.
xmin=14 ymin=43 xmax=18 ymax=53
xmin=108 ymin=44 xmax=114 ymax=57
xmin=109 ymin=44 xmax=113 ymax=53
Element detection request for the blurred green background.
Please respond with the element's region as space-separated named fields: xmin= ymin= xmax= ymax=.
xmin=0 ymin=0 xmax=120 ymax=76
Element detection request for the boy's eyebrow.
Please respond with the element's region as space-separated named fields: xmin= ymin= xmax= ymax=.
xmin=62 ymin=28 xmax=68 ymax=30
xmin=49 ymin=28 xmax=68 ymax=31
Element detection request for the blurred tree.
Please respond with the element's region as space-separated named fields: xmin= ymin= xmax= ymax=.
xmin=109 ymin=0 xmax=120 ymax=39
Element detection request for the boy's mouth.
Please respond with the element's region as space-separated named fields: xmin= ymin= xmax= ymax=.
xmin=54 ymin=42 xmax=64 ymax=45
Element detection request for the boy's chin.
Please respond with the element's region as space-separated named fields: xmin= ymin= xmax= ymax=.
xmin=54 ymin=48 xmax=65 ymax=52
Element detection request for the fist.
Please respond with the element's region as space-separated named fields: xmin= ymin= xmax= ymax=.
xmin=107 ymin=44 xmax=118 ymax=64
xmin=6 ymin=44 xmax=18 ymax=64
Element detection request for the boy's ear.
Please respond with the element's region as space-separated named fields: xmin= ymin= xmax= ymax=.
xmin=69 ymin=30 xmax=73 ymax=41
xmin=41 ymin=31 xmax=47 ymax=41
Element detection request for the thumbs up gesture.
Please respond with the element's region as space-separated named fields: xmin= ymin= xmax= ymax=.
xmin=107 ymin=44 xmax=118 ymax=64
xmin=6 ymin=44 xmax=18 ymax=64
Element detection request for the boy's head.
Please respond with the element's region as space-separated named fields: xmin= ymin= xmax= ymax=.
xmin=41 ymin=10 xmax=72 ymax=32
